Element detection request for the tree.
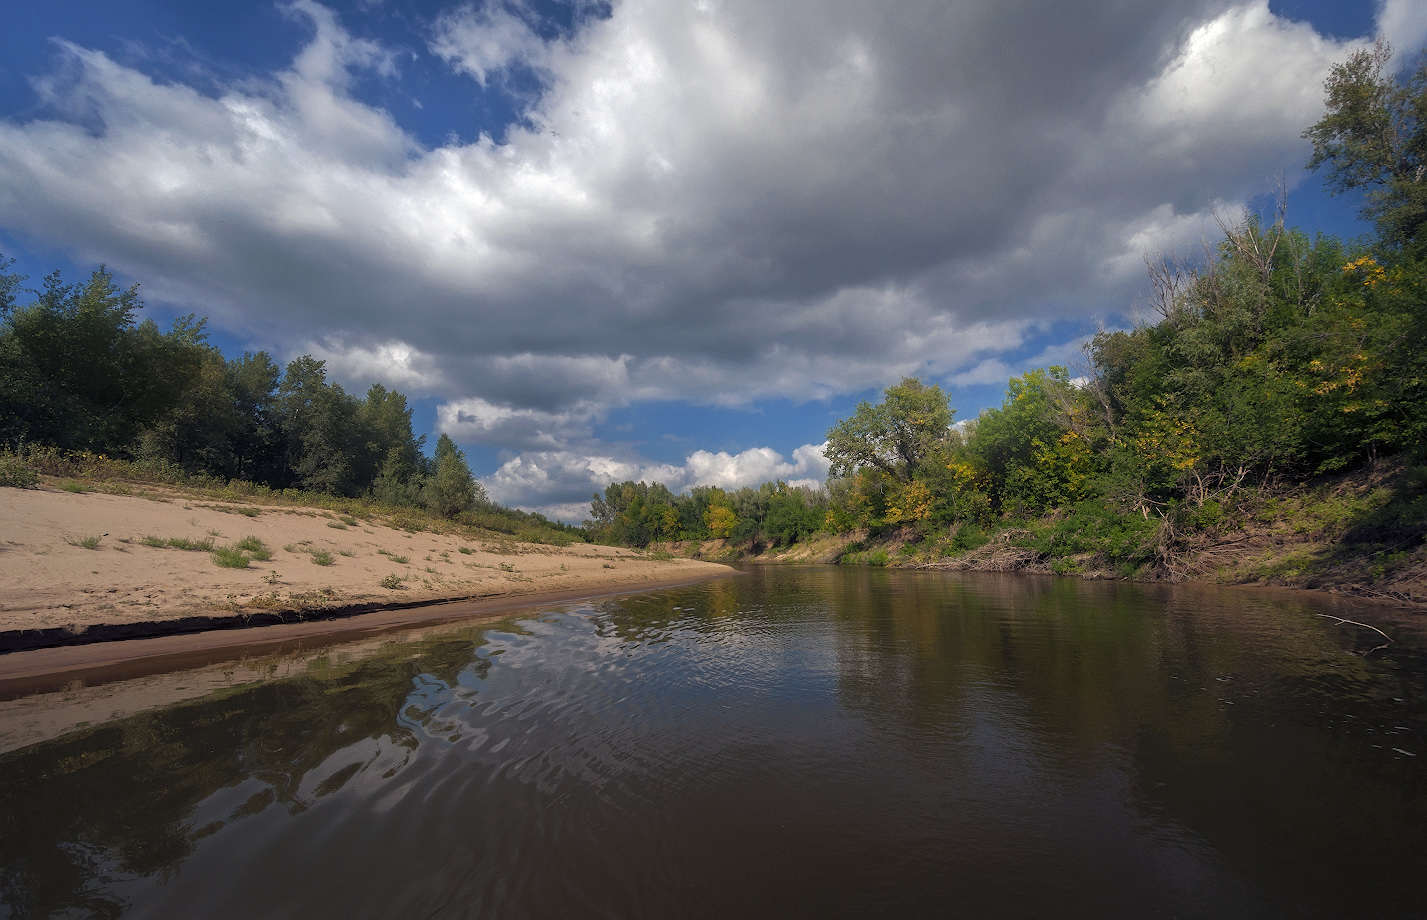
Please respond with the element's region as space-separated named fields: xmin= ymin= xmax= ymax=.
xmin=762 ymin=482 xmax=822 ymax=546
xmin=278 ymin=356 xmax=361 ymax=494
xmin=1304 ymin=40 xmax=1427 ymax=243
xmin=226 ymin=352 xmax=283 ymax=483
xmin=0 ymin=255 xmax=22 ymax=318
xmin=824 ymin=378 xmax=954 ymax=482
xmin=424 ymin=433 xmax=481 ymax=517
xmin=0 ymin=264 xmax=204 ymax=451
xmin=705 ymin=503 xmax=737 ymax=539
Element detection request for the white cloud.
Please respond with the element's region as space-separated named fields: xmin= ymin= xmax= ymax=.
xmin=437 ymin=395 xmax=601 ymax=450
xmin=1380 ymin=0 xmax=1427 ymax=62
xmin=482 ymin=441 xmax=831 ymax=521
xmin=304 ymin=337 xmax=447 ymax=392
xmin=430 ymin=3 xmax=553 ymax=86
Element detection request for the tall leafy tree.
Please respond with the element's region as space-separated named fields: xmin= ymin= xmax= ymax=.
xmin=425 ymin=433 xmax=481 ymax=517
xmin=0 ymin=264 xmax=205 ymax=451
xmin=1304 ymin=40 xmax=1427 ymax=243
xmin=825 ymin=378 xmax=954 ymax=482
xmin=226 ymin=351 xmax=283 ymax=483
xmin=278 ymin=356 xmax=361 ymax=494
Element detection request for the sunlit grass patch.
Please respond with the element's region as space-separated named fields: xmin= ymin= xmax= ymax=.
xmin=64 ymin=534 xmax=103 ymax=549
xmin=310 ymin=549 xmax=334 ymax=566
xmin=212 ymin=546 xmax=250 ymax=568
xmin=167 ymin=536 xmax=216 ymax=552
xmin=235 ymin=536 xmax=273 ymax=561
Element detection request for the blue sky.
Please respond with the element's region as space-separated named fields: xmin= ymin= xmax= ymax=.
xmin=0 ymin=0 xmax=1418 ymax=519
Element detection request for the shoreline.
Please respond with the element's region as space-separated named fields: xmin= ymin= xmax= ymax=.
xmin=0 ymin=567 xmax=737 ymax=699
xmin=0 ymin=569 xmax=728 ymax=655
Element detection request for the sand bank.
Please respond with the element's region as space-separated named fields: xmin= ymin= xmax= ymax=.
xmin=0 ymin=485 xmax=732 ymax=660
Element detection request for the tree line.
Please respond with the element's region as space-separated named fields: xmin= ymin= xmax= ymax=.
xmin=0 ymin=262 xmax=487 ymax=518
xmin=587 ymin=42 xmax=1427 ymax=564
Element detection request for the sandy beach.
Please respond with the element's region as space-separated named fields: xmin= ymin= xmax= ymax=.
xmin=0 ymin=485 xmax=731 ymax=656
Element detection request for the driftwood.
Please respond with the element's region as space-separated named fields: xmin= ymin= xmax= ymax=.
xmin=913 ymin=530 xmax=1051 ymax=573
xmin=1315 ymin=613 xmax=1394 ymax=656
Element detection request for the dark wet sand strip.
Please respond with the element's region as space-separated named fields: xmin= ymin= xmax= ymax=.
xmin=0 ymin=568 xmax=737 ymax=699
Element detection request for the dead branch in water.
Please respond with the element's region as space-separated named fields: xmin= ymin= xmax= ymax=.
xmin=1316 ymin=613 xmax=1393 ymax=656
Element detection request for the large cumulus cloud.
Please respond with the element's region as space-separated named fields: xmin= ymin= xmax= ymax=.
xmin=0 ymin=0 xmax=1395 ymax=514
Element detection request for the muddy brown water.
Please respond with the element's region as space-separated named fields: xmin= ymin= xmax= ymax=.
xmin=1 ymin=566 xmax=1424 ymax=919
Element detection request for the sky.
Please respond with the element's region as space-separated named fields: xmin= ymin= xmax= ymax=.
xmin=1 ymin=0 xmax=1422 ymax=521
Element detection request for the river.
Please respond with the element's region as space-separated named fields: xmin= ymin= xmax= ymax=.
xmin=1 ymin=566 xmax=1424 ymax=919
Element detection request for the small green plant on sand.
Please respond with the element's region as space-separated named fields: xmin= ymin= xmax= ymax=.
xmin=326 ymin=520 xmax=348 ymax=530
xmin=336 ymin=548 xmax=356 ymax=557
xmin=379 ymin=573 xmax=403 ymax=589
xmin=389 ymin=554 xmax=409 ymax=564
xmin=458 ymin=546 xmax=474 ymax=555
xmin=212 ymin=546 xmax=251 ymax=568
xmin=166 ymin=536 xmax=215 ymax=552
xmin=235 ymin=536 xmax=273 ymax=561
xmin=310 ymin=549 xmax=334 ymax=566
xmin=65 ymin=535 xmax=103 ymax=549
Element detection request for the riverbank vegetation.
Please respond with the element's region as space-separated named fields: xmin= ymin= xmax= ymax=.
xmin=0 ymin=264 xmax=579 ymax=545
xmin=587 ymin=43 xmax=1427 ymax=607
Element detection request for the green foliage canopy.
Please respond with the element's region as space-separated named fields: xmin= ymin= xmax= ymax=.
xmin=824 ymin=378 xmax=954 ymax=482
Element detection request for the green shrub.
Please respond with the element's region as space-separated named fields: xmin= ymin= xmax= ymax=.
xmin=1028 ymin=501 xmax=1159 ymax=566
xmin=0 ymin=456 xmax=38 ymax=488
xmin=65 ymin=535 xmax=103 ymax=549
xmin=379 ymin=573 xmax=403 ymax=589
xmin=310 ymin=549 xmax=334 ymax=566
xmin=946 ymin=524 xmax=990 ymax=554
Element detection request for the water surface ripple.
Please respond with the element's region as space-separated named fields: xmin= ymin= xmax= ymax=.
xmin=2 ymin=567 xmax=1425 ymax=919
